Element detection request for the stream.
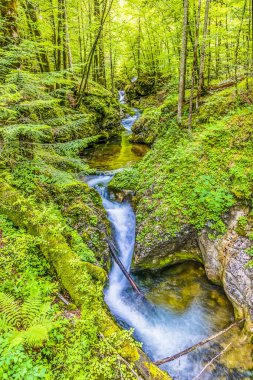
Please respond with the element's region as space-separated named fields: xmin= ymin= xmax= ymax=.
xmin=85 ymin=101 xmax=250 ymax=379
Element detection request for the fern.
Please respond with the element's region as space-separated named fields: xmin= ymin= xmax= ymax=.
xmin=21 ymin=295 xmax=44 ymax=329
xmin=0 ymin=316 xmax=15 ymax=332
xmin=24 ymin=324 xmax=49 ymax=347
xmin=0 ymin=292 xmax=21 ymax=328
xmin=9 ymin=321 xmax=53 ymax=348
xmin=0 ymin=292 xmax=55 ymax=348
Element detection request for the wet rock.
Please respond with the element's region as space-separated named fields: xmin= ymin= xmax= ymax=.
xmin=133 ymin=226 xmax=202 ymax=271
xmin=198 ymin=207 xmax=253 ymax=330
xmin=134 ymin=207 xmax=253 ymax=331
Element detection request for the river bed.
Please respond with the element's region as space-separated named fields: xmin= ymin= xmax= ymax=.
xmin=84 ymin=107 xmax=252 ymax=379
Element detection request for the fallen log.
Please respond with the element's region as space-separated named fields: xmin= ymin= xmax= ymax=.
xmin=106 ymin=238 xmax=144 ymax=297
xmin=154 ymin=319 xmax=244 ymax=366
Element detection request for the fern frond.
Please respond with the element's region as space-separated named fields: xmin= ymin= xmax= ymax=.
xmin=0 ymin=316 xmax=15 ymax=332
xmin=0 ymin=292 xmax=21 ymax=328
xmin=21 ymin=295 xmax=44 ymax=328
xmin=23 ymin=324 xmax=50 ymax=347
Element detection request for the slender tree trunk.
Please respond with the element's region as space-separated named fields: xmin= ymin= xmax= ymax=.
xmin=77 ymin=0 xmax=114 ymax=106
xmin=196 ymin=0 xmax=210 ymax=110
xmin=77 ymin=3 xmax=83 ymax=63
xmin=188 ymin=0 xmax=202 ymax=130
xmin=177 ymin=0 xmax=189 ymax=125
xmin=234 ymin=0 xmax=247 ymax=97
xmin=99 ymin=32 xmax=106 ymax=86
xmin=92 ymin=0 xmax=100 ymax=82
xmin=225 ymin=14 xmax=231 ymax=78
xmin=246 ymin=0 xmax=251 ymax=90
xmin=0 ymin=0 xmax=18 ymax=46
xmin=24 ymin=0 xmax=50 ymax=72
xmin=137 ymin=14 xmax=141 ymax=78
xmin=63 ymin=0 xmax=72 ymax=69
xmin=207 ymin=18 xmax=211 ymax=85
xmin=50 ymin=0 xmax=57 ymax=70
xmin=56 ymin=0 xmax=63 ymax=71
xmin=109 ymin=14 xmax=114 ymax=94
xmin=250 ymin=0 xmax=253 ymax=75
xmin=215 ymin=17 xmax=220 ymax=79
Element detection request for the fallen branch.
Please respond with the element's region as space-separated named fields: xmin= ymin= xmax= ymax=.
xmin=57 ymin=293 xmax=70 ymax=306
xmin=107 ymin=238 xmax=144 ymax=297
xmin=192 ymin=342 xmax=232 ymax=380
xmin=154 ymin=320 xmax=244 ymax=366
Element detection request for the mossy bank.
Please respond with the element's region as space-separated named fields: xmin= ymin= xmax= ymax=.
xmin=111 ymin=80 xmax=253 ymax=331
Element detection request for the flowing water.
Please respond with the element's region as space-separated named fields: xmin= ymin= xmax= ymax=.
xmin=85 ymin=98 xmax=251 ymax=379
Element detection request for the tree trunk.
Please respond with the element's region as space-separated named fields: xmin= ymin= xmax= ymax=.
xmin=24 ymin=0 xmax=50 ymax=72
xmin=177 ymin=0 xmax=189 ymax=125
xmin=188 ymin=0 xmax=202 ymax=130
xmin=0 ymin=0 xmax=18 ymax=46
xmin=92 ymin=0 xmax=100 ymax=82
xmin=77 ymin=0 xmax=114 ymax=106
xmin=196 ymin=0 xmax=210 ymax=109
xmin=234 ymin=0 xmax=247 ymax=97
xmin=56 ymin=0 xmax=63 ymax=71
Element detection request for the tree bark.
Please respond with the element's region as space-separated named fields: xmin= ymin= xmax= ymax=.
xmin=0 ymin=0 xmax=18 ymax=46
xmin=196 ymin=0 xmax=210 ymax=109
xmin=188 ymin=0 xmax=202 ymax=130
xmin=177 ymin=0 xmax=189 ymax=125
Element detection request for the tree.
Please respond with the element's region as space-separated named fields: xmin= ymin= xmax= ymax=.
xmin=177 ymin=0 xmax=189 ymax=124
xmin=188 ymin=0 xmax=202 ymax=129
xmin=196 ymin=0 xmax=210 ymax=109
xmin=0 ymin=0 xmax=18 ymax=46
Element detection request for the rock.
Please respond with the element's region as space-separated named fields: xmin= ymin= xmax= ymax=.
xmin=198 ymin=207 xmax=253 ymax=331
xmin=134 ymin=206 xmax=253 ymax=331
xmin=133 ymin=225 xmax=202 ymax=271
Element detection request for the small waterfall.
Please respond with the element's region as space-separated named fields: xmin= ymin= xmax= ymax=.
xmin=121 ymin=108 xmax=141 ymax=132
xmin=119 ymin=90 xmax=126 ymax=104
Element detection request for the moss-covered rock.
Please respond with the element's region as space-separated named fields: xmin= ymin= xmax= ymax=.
xmin=0 ymin=180 xmax=171 ymax=380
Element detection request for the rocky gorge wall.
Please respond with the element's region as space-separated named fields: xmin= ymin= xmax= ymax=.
xmin=133 ymin=207 xmax=253 ymax=333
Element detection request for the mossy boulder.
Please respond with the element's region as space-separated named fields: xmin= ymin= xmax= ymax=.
xmin=125 ymin=75 xmax=156 ymax=100
xmin=130 ymin=108 xmax=162 ymax=145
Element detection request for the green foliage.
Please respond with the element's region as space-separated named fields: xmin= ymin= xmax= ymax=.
xmin=116 ymin=100 xmax=253 ymax=246
xmin=0 ymin=292 xmax=55 ymax=349
xmin=0 ymin=340 xmax=48 ymax=380
xmin=110 ymin=168 xmax=139 ymax=191
xmin=0 ymin=211 xmax=142 ymax=379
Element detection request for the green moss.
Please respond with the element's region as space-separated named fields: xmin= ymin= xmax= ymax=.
xmin=130 ymin=107 xmax=162 ymax=145
xmin=134 ymin=251 xmax=202 ymax=271
xmin=0 ymin=181 xmax=170 ymax=379
xmin=144 ymin=362 xmax=172 ymax=380
xmin=114 ymin=85 xmax=253 ymax=253
xmin=109 ymin=167 xmax=139 ymax=191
